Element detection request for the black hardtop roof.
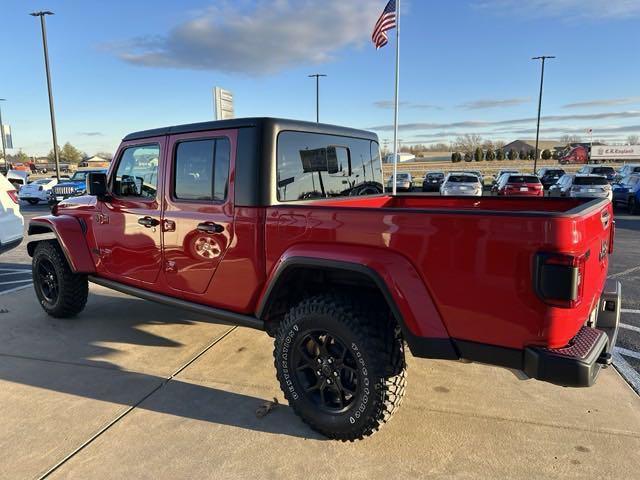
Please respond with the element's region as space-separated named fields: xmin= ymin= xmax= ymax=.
xmin=123 ymin=117 xmax=378 ymax=142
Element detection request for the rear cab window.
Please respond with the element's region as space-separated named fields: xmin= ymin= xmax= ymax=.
xmin=592 ymin=167 xmax=614 ymax=175
xmin=276 ymin=131 xmax=382 ymax=202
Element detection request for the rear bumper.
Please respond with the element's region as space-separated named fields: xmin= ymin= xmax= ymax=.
xmin=523 ymin=279 xmax=621 ymax=387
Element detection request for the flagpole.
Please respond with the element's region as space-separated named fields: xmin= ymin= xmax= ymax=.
xmin=392 ymin=0 xmax=400 ymax=196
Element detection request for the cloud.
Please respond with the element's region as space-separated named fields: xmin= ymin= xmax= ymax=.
xmin=78 ymin=132 xmax=104 ymax=137
xmin=473 ymin=0 xmax=640 ymax=19
xmin=369 ymin=110 xmax=640 ymax=131
xmin=373 ymin=100 xmax=441 ymax=110
xmin=114 ymin=0 xmax=381 ymax=75
xmin=563 ymin=97 xmax=640 ymax=109
xmin=457 ymin=97 xmax=531 ymax=110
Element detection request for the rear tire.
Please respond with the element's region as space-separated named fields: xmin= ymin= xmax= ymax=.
xmin=32 ymin=241 xmax=88 ymax=318
xmin=274 ymin=294 xmax=406 ymax=441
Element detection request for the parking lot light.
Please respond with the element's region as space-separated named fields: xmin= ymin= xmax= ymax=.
xmin=30 ymin=11 xmax=61 ymax=181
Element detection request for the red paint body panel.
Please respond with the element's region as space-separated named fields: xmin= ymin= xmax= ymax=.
xmin=28 ymin=214 xmax=96 ymax=273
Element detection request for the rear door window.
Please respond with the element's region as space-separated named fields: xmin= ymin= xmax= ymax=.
xmin=173 ymin=138 xmax=230 ymax=201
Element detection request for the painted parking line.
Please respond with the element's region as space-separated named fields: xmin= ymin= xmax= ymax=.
xmin=622 ymin=309 xmax=640 ymax=314
xmin=0 ymin=271 xmax=33 ymax=276
xmin=615 ymin=347 xmax=640 ymax=361
xmin=608 ymin=265 xmax=640 ymax=279
xmin=0 ymin=284 xmax=33 ymax=296
xmin=0 ymin=279 xmax=33 ymax=286
xmin=620 ymin=323 xmax=640 ymax=334
xmin=613 ymin=351 xmax=640 ymax=394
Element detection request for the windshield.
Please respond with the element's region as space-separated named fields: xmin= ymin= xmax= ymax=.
xmin=448 ymin=175 xmax=478 ymax=183
xmin=70 ymin=172 xmax=89 ymax=181
xmin=574 ymin=177 xmax=608 ymax=186
xmin=427 ymin=173 xmax=444 ymax=179
xmin=543 ymin=170 xmax=564 ymax=177
xmin=393 ymin=174 xmax=409 ymax=180
xmin=507 ymin=176 xmax=540 ymax=184
xmin=33 ymin=179 xmax=52 ymax=185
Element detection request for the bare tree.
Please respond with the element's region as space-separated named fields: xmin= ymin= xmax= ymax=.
xmin=494 ymin=140 xmax=506 ymax=150
xmin=454 ymin=134 xmax=482 ymax=154
xmin=627 ymin=135 xmax=639 ymax=145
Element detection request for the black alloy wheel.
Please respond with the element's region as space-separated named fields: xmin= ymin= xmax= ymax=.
xmin=291 ymin=331 xmax=359 ymax=413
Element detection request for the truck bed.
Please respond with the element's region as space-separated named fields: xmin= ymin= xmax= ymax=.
xmin=267 ymin=195 xmax=613 ymax=351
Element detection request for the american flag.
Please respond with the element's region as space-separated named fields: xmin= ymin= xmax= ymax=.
xmin=372 ymin=0 xmax=396 ymax=49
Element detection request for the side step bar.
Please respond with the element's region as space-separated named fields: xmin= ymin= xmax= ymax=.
xmin=88 ymin=276 xmax=264 ymax=331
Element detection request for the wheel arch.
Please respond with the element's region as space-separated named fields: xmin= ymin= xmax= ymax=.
xmin=257 ymin=253 xmax=458 ymax=360
xmin=27 ymin=215 xmax=96 ymax=273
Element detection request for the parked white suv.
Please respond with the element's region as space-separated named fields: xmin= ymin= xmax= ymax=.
xmin=0 ymin=173 xmax=24 ymax=254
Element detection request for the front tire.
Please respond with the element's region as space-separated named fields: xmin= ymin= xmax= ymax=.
xmin=274 ymin=294 xmax=406 ymax=441
xmin=32 ymin=241 xmax=88 ymax=318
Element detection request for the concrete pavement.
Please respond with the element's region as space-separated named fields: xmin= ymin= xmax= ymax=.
xmin=0 ymin=285 xmax=638 ymax=479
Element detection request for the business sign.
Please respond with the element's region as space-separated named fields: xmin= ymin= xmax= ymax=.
xmin=213 ymin=87 xmax=234 ymax=120
xmin=591 ymin=145 xmax=640 ymax=160
xmin=1 ymin=124 xmax=12 ymax=149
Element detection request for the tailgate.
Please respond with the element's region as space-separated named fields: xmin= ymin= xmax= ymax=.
xmin=536 ymin=200 xmax=614 ymax=347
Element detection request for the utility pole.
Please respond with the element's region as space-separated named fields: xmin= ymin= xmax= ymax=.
xmin=0 ymin=99 xmax=6 ymax=171
xmin=532 ymin=55 xmax=555 ymax=173
xmin=31 ymin=11 xmax=61 ymax=180
xmin=308 ymin=74 xmax=327 ymax=123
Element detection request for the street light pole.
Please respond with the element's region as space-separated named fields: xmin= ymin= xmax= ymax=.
xmin=308 ymin=74 xmax=327 ymax=123
xmin=31 ymin=11 xmax=61 ymax=180
xmin=0 ymin=99 xmax=6 ymax=171
xmin=532 ymin=55 xmax=555 ymax=173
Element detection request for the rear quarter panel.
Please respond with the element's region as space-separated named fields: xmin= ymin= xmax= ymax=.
xmin=265 ymin=199 xmax=612 ymax=350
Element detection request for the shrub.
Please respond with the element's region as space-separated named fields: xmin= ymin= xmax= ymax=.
xmin=464 ymin=152 xmax=472 ymax=162
xmin=508 ymin=149 xmax=517 ymax=160
xmin=519 ymin=149 xmax=527 ymax=160
xmin=496 ymin=149 xmax=505 ymax=161
xmin=486 ymin=148 xmax=495 ymax=161
xmin=474 ymin=147 xmax=483 ymax=162
xmin=541 ymin=149 xmax=551 ymax=160
xmin=527 ymin=149 xmax=536 ymax=160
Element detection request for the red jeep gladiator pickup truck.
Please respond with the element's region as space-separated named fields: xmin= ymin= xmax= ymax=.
xmin=27 ymin=118 xmax=621 ymax=441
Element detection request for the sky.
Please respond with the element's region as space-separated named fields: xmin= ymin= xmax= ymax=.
xmin=0 ymin=0 xmax=639 ymax=156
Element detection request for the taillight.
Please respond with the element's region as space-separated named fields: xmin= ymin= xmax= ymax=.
xmin=7 ymin=190 xmax=19 ymax=204
xmin=534 ymin=252 xmax=587 ymax=308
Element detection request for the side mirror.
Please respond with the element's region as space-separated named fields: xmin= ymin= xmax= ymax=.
xmin=87 ymin=172 xmax=109 ymax=200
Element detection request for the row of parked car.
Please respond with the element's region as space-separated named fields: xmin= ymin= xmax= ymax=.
xmin=385 ymin=163 xmax=640 ymax=212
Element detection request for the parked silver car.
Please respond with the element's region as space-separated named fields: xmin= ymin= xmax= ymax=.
xmin=386 ymin=172 xmax=413 ymax=192
xmin=440 ymin=173 xmax=483 ymax=197
xmin=549 ymin=174 xmax=612 ymax=201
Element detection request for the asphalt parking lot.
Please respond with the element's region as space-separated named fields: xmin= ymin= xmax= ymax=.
xmin=0 ymin=199 xmax=638 ymax=479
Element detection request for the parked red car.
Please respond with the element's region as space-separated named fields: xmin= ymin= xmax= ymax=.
xmin=496 ymin=174 xmax=544 ymax=196
xmin=26 ymin=118 xmax=620 ymax=441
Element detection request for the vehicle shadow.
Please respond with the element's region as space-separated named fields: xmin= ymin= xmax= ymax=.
xmin=0 ymin=292 xmax=321 ymax=440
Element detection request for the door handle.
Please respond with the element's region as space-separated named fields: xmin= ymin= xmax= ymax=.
xmin=138 ymin=216 xmax=160 ymax=228
xmin=197 ymin=222 xmax=224 ymax=234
